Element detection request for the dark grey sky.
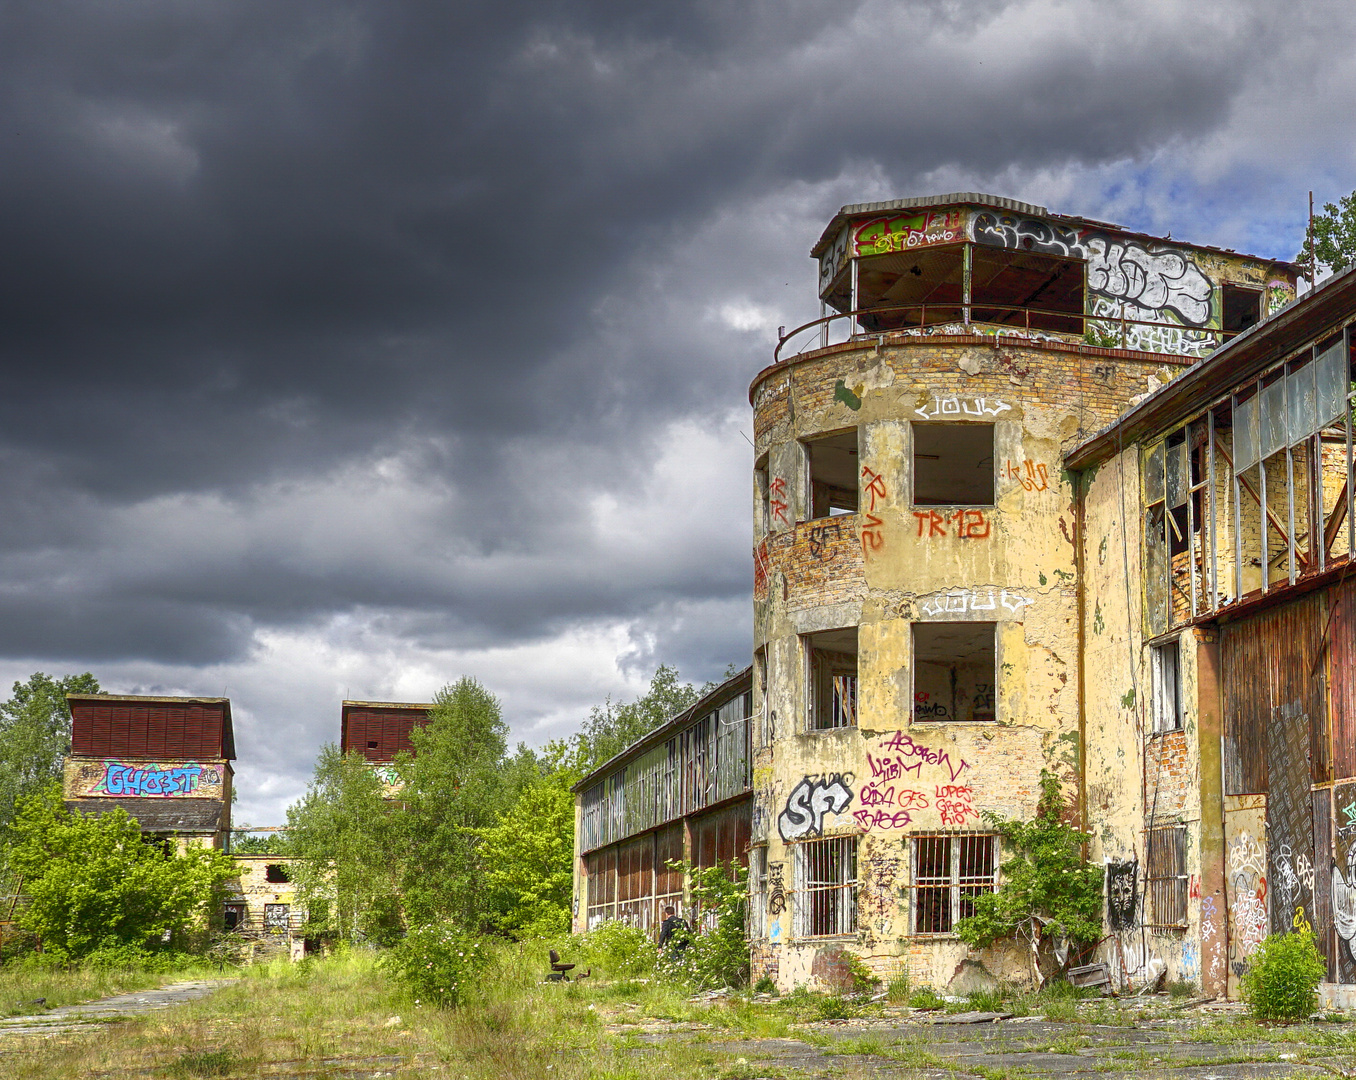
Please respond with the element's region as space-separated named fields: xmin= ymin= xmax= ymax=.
xmin=2 ymin=0 xmax=1352 ymax=824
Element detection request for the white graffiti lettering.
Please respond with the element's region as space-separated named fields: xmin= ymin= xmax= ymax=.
xmin=913 ymin=395 xmax=1011 ymax=421
xmin=918 ymin=588 xmax=1032 ymax=618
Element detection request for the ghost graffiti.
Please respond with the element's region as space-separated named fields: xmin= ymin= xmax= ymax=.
xmin=777 ymin=774 xmax=854 ymax=841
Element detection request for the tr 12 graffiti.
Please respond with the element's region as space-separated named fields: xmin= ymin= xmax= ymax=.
xmin=777 ymin=774 xmax=853 ymax=841
xmin=91 ymin=762 xmax=218 ymax=798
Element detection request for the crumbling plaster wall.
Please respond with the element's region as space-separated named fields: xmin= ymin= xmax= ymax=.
xmin=750 ymin=338 xmax=1185 ymax=992
xmin=1081 ymin=446 xmax=1210 ymax=992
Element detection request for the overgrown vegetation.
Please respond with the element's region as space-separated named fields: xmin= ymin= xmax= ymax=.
xmin=954 ymin=770 xmax=1104 ymax=979
xmin=656 ymin=860 xmax=749 ymax=991
xmin=1296 ymin=190 xmax=1356 ymax=280
xmin=1240 ymin=927 xmax=1327 ymax=1022
xmin=7 ymin=786 xmax=237 ymax=962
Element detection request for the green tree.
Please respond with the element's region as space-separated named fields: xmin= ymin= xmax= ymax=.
xmin=0 ymin=672 xmax=101 ymax=835
xmin=285 ymin=746 xmax=407 ymax=944
xmin=477 ymin=772 xmax=575 ymax=938
xmin=1296 ymin=191 xmax=1356 ymax=280
xmin=954 ymin=771 xmax=1104 ymax=980
xmin=398 ymin=677 xmax=514 ymax=929
xmin=572 ymin=665 xmax=701 ymax=771
xmin=7 ymin=785 xmax=235 ymax=960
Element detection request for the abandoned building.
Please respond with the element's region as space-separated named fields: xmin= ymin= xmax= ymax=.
xmin=741 ymin=193 xmax=1306 ymax=994
xmin=340 ymin=699 xmax=432 ymax=792
xmin=1068 ymin=258 xmax=1356 ymax=1006
xmin=64 ymin=693 xmax=236 ymax=850
xmin=571 ymin=668 xmax=752 ymax=933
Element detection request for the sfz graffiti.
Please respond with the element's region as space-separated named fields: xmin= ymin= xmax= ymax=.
xmin=777 ymin=774 xmax=853 ymax=841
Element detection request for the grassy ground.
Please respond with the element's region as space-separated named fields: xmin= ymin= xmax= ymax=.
xmin=0 ymin=961 xmax=213 ymax=1017
xmin=1 ymin=947 xmax=1353 ymax=1079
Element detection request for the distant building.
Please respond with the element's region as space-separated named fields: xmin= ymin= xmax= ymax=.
xmin=572 ymin=668 xmax=753 ymax=936
xmin=63 ymin=693 xmax=236 ymax=850
xmin=340 ymin=699 xmax=433 ymax=793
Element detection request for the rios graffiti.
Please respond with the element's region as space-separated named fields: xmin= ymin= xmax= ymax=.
xmin=777 ymin=774 xmax=853 ymax=841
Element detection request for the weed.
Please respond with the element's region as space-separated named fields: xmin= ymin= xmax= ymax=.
xmin=752 ymin=974 xmax=777 ymax=995
xmin=812 ymin=994 xmax=856 ymax=1021
xmin=170 ymin=1049 xmax=235 ymax=1078
xmin=885 ymin=970 xmax=910 ymax=1003
xmin=1241 ymin=928 xmax=1326 ymax=1021
xmin=907 ymin=986 xmax=945 ymax=1010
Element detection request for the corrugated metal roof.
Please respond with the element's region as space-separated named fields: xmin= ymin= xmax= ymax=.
xmin=67 ymin=797 xmax=225 ymax=833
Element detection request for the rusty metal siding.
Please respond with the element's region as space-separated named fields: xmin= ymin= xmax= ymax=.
xmin=70 ymin=701 xmax=229 ymax=760
xmin=1333 ymin=579 xmax=1356 ymax=779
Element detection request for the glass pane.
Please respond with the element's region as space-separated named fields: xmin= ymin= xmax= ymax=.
xmin=1287 ymin=361 xmax=1317 ymax=444
xmin=1235 ymin=392 xmax=1259 ymax=472
xmin=1317 ymin=339 xmax=1347 ymax=429
xmin=1261 ymin=377 xmax=1286 ymax=458
xmin=1166 ymin=438 xmax=1188 ymax=508
xmin=1144 ymin=441 xmax=1165 ymax=504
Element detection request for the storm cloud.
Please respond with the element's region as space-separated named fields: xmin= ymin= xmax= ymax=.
xmin=2 ymin=0 xmax=1353 ymax=822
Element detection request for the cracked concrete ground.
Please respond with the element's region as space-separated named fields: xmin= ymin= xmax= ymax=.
xmin=0 ymin=979 xmax=237 ymax=1037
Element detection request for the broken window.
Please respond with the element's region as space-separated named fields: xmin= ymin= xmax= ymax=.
xmin=795 ymin=835 xmax=857 ymax=937
xmin=913 ymin=623 xmax=996 ymax=722
xmin=263 ymin=903 xmax=290 ymax=934
xmin=1146 ymin=824 xmax=1188 ymax=927
xmin=913 ymin=424 xmax=994 ymax=506
xmin=854 ymin=246 xmax=965 ymax=332
xmin=1150 ymin=640 xmax=1182 ymax=733
xmin=755 ymin=455 xmax=771 ymax=535
xmin=748 ymin=845 xmax=767 ymax=940
xmin=804 ymin=627 xmax=857 ymax=731
xmin=911 ymin=833 xmax=997 ymax=935
xmin=265 ymin=863 xmax=291 ymax=884
xmin=223 ymin=902 xmax=246 ymax=931
xmin=752 ymin=648 xmax=767 ymax=749
xmin=1222 ymin=284 xmax=1262 ymax=336
xmin=804 ymin=430 xmax=859 ymax=519
xmin=970 ymin=247 xmax=1084 ymax=334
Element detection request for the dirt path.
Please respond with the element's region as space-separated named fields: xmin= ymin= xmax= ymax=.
xmin=0 ymin=979 xmax=238 ymax=1037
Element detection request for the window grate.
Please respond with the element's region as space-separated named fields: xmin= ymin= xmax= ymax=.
xmin=796 ymin=836 xmax=857 ymax=937
xmin=1146 ymin=824 xmax=1188 ymax=927
xmin=910 ymin=833 xmax=997 ymax=935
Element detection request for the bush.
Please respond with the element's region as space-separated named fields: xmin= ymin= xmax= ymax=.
xmin=578 ymin=920 xmax=656 ymax=979
xmin=752 ymin=975 xmax=777 ymax=995
xmin=380 ymin=924 xmax=489 ymax=1008
xmin=1241 ymin=928 xmax=1326 ymax=1022
xmin=844 ymin=952 xmax=880 ymax=994
xmin=656 ymin=861 xmax=749 ymax=990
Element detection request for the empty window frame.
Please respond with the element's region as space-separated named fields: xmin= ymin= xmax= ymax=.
xmin=970 ymin=247 xmax=1084 ymax=335
xmin=1146 ymin=824 xmax=1188 ymax=927
xmin=265 ymin=863 xmax=291 ymax=884
xmin=1222 ymin=284 xmax=1262 ymax=336
xmin=1150 ymin=640 xmax=1182 ymax=733
xmin=796 ymin=835 xmax=857 ymax=937
xmin=223 ymin=902 xmax=246 ymax=932
xmin=913 ymin=424 xmax=995 ymax=506
xmin=804 ymin=627 xmax=857 ymax=730
xmin=748 ymin=845 xmax=768 ymax=940
xmin=756 ymin=456 xmax=771 ymax=535
xmin=853 ymin=246 xmax=965 ymax=332
xmin=913 ymin=622 xmax=996 ymax=722
xmin=804 ymin=430 xmax=859 ymax=519
xmin=910 ymin=833 xmax=998 ymax=935
xmin=752 ymin=648 xmax=768 ymax=750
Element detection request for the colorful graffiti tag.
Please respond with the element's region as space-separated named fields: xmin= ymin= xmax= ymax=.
xmin=89 ymin=761 xmax=219 ymax=798
xmin=854 ymin=210 xmax=963 ymax=257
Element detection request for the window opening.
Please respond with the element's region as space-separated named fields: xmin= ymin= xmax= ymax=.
xmin=1150 ymin=641 xmax=1182 ymax=733
xmin=1146 ymin=824 xmax=1188 ymax=927
xmin=796 ymin=835 xmax=857 ymax=937
xmin=910 ymin=833 xmax=997 ymax=934
xmin=265 ymin=863 xmax=291 ymax=884
xmin=264 ymin=903 xmax=290 ymax=934
xmin=755 ymin=455 xmax=771 ymax=535
xmin=804 ymin=627 xmax=857 ymax=730
xmin=970 ymin=247 xmax=1084 ymax=334
xmin=913 ymin=424 xmax=994 ymax=506
xmin=804 ymin=430 xmax=858 ymax=519
xmin=223 ymin=902 xmax=246 ymax=931
xmin=854 ymin=246 xmax=965 ymax=331
xmin=913 ymin=622 xmax=996 ymax=722
xmin=1222 ymin=284 xmax=1262 ymax=336
xmin=749 ymin=846 xmax=767 ymax=940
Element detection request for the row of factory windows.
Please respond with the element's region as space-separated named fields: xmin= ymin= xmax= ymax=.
xmin=758 ymin=423 xmax=997 ymax=531
xmin=754 ymin=622 xmax=1183 ymax=736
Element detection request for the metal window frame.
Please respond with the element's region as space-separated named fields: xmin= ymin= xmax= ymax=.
xmin=794 ymin=835 xmax=858 ymax=938
xmin=909 ymin=832 xmax=999 ymax=936
xmin=1145 ymin=823 xmax=1189 ymax=928
xmin=1150 ymin=639 xmax=1182 ymax=733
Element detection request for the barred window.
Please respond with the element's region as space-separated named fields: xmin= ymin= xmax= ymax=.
xmin=795 ymin=835 xmax=857 ymax=937
xmin=910 ymin=833 xmax=997 ymax=935
xmin=1146 ymin=824 xmax=1188 ymax=927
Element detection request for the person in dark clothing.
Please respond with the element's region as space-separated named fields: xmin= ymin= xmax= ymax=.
xmin=657 ymin=905 xmax=690 ymax=955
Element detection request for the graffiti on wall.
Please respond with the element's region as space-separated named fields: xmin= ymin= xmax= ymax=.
xmin=973 ymin=210 xmax=1218 ymax=357
xmin=913 ymin=508 xmax=990 ymax=539
xmin=767 ymin=862 xmax=787 ymax=917
xmin=1227 ymin=822 xmax=1269 ymax=978
xmin=860 ymin=466 xmax=888 ymax=558
xmin=918 ymin=587 xmax=1032 ymax=618
xmin=72 ymin=760 xmax=221 ymax=799
xmin=914 ymin=394 xmax=1011 ymax=421
xmin=818 ymin=224 xmax=851 ymax=293
xmin=1002 ymin=460 xmax=1050 ymax=492
xmin=768 ymin=477 xmax=789 ymax=525
xmin=1335 ymin=784 xmax=1356 ymax=962
xmin=852 ymin=731 xmax=974 ymax=832
xmin=777 ymin=774 xmax=854 ymax=841
xmin=1106 ymin=859 xmax=1138 ymax=931
xmin=854 ymin=209 xmax=964 ymax=257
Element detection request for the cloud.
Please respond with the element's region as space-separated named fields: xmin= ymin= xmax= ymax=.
xmin=1 ymin=0 xmax=1354 ymax=822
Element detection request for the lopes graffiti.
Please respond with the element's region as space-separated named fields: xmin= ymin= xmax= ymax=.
xmin=87 ymin=761 xmax=220 ymax=798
